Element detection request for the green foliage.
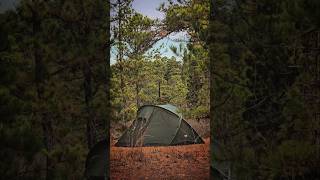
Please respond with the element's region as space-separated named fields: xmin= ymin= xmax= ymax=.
xmin=1 ymin=0 xmax=109 ymax=178
xmin=111 ymin=0 xmax=209 ymax=123
xmin=207 ymin=0 xmax=320 ymax=178
xmin=111 ymin=56 xmax=191 ymax=122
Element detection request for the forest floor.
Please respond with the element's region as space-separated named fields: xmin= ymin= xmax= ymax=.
xmin=110 ymin=138 xmax=210 ymax=180
xmin=110 ymin=119 xmax=210 ymax=180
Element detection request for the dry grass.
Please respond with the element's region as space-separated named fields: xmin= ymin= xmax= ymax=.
xmin=110 ymin=138 xmax=210 ymax=180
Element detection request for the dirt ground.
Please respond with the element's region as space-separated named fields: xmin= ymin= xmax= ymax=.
xmin=110 ymin=138 xmax=210 ymax=180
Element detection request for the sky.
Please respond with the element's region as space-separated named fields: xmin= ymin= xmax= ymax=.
xmin=132 ymin=0 xmax=166 ymax=19
xmin=111 ymin=0 xmax=188 ymax=64
xmin=0 ymin=0 xmax=19 ymax=13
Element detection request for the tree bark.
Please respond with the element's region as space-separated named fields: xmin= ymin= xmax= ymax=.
xmin=83 ymin=59 xmax=96 ymax=149
xmin=136 ymin=82 xmax=140 ymax=109
xmin=32 ymin=4 xmax=54 ymax=179
xmin=117 ymin=0 xmax=126 ymax=122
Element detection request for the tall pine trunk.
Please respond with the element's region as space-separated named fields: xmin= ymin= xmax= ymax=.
xmin=83 ymin=59 xmax=95 ymax=149
xmin=117 ymin=0 xmax=126 ymax=122
xmin=32 ymin=5 xmax=54 ymax=179
xmin=135 ymin=82 xmax=140 ymax=109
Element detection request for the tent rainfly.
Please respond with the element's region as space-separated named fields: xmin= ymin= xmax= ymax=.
xmin=115 ymin=104 xmax=204 ymax=147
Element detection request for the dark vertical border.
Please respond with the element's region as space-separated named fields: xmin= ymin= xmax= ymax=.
xmin=105 ymin=0 xmax=111 ymax=179
xmin=209 ymin=0 xmax=215 ymax=179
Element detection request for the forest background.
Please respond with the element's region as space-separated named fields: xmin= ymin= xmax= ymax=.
xmin=1 ymin=0 xmax=320 ymax=179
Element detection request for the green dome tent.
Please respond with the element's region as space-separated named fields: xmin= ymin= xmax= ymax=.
xmin=115 ymin=104 xmax=204 ymax=147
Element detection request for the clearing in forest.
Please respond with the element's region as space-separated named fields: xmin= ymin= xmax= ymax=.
xmin=110 ymin=138 xmax=210 ymax=180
